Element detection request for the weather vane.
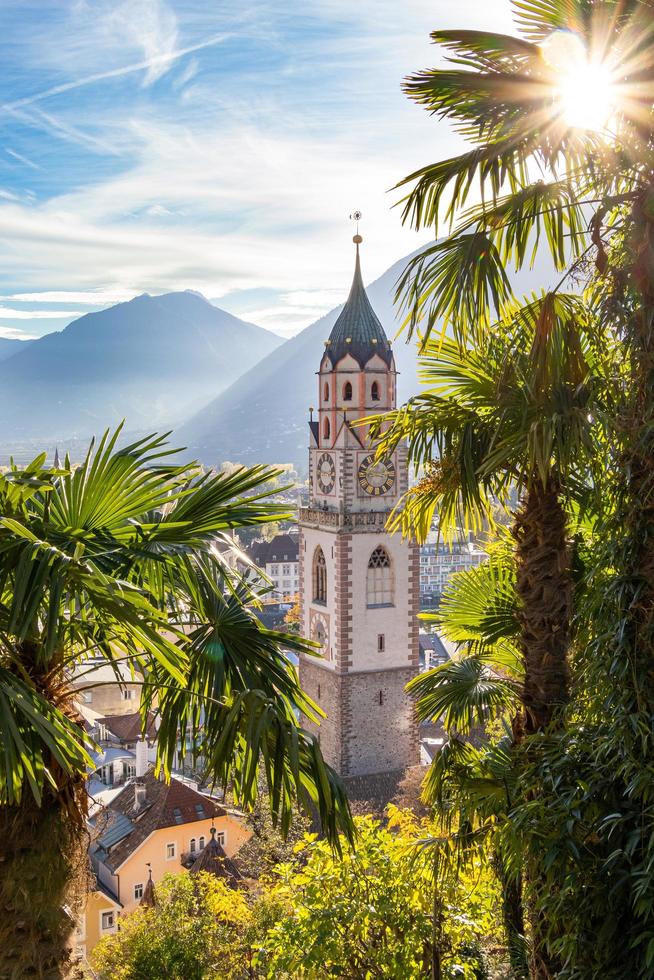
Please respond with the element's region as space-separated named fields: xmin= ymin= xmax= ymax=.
xmin=350 ymin=210 xmax=363 ymax=244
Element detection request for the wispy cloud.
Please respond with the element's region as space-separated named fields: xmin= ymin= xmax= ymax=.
xmin=0 ymin=33 xmax=230 ymax=114
xmin=0 ymin=306 xmax=79 ymax=319
xmin=0 ymin=325 xmax=37 ymax=340
xmin=6 ymin=148 xmax=41 ymax=170
xmin=0 ymin=0 xmax=514 ymax=340
xmin=1 ymin=289 xmax=136 ymax=304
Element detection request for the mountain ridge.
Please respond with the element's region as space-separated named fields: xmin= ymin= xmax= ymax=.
xmin=0 ymin=291 xmax=282 ymax=445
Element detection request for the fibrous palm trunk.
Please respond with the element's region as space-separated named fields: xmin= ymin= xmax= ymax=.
xmin=493 ymin=853 xmax=528 ymax=979
xmin=514 ymin=476 xmax=572 ymax=737
xmin=0 ymin=779 xmax=87 ymax=979
xmin=512 ymin=475 xmax=572 ymax=980
xmin=0 ymin=666 xmax=87 ymax=980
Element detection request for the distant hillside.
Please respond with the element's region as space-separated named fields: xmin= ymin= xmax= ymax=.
xmin=0 ymin=292 xmax=282 ymax=444
xmin=0 ymin=337 xmax=31 ymax=362
xmin=177 ymin=247 xmax=558 ymax=471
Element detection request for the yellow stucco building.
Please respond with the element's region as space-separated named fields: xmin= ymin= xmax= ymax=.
xmin=77 ymin=770 xmax=250 ymax=959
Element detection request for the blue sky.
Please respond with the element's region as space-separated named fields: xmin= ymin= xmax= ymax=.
xmin=0 ymin=0 xmax=512 ymax=340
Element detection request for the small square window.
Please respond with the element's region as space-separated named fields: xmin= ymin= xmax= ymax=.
xmin=166 ymin=843 xmax=176 ymax=860
xmin=134 ymin=883 xmax=143 ymax=900
xmin=216 ymin=831 xmax=225 ymax=846
xmin=101 ymin=912 xmax=115 ymax=931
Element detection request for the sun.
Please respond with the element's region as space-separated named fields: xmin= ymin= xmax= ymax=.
xmin=556 ymin=60 xmax=616 ymax=131
xmin=543 ymin=31 xmax=617 ymax=133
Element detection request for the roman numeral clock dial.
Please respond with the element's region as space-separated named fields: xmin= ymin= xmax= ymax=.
xmin=357 ymin=454 xmax=395 ymax=496
xmin=316 ymin=452 xmax=336 ymax=494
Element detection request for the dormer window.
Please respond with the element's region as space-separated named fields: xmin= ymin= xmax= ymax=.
xmin=371 ymin=381 xmax=380 ymax=402
xmin=343 ymin=381 xmax=353 ymax=402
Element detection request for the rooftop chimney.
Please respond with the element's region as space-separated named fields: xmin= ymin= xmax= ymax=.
xmin=135 ymin=737 xmax=148 ymax=778
xmin=134 ymin=780 xmax=147 ymax=810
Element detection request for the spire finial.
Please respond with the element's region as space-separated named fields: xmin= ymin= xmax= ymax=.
xmin=350 ymin=210 xmax=363 ymax=247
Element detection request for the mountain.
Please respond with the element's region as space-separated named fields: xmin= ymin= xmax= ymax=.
xmin=0 ymin=337 xmax=32 ymax=362
xmin=177 ymin=246 xmax=559 ymax=471
xmin=0 ymin=291 xmax=282 ymax=445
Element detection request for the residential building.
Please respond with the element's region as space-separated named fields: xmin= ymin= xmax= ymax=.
xmin=85 ymin=710 xmax=157 ymax=791
xmin=70 ymin=656 xmax=143 ymax=716
xmin=247 ymin=532 xmax=300 ymax=601
xmin=298 ymin=234 xmax=419 ymax=777
xmin=419 ymin=529 xmax=487 ymax=606
xmin=419 ymin=632 xmax=456 ymax=671
xmin=80 ymin=770 xmax=250 ymax=957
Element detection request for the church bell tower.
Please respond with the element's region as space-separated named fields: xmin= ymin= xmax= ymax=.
xmin=298 ymin=230 xmax=419 ymax=777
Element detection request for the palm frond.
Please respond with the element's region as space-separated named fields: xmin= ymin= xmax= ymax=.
xmin=434 ymin=552 xmax=520 ymax=667
xmin=408 ymin=656 xmax=519 ymax=731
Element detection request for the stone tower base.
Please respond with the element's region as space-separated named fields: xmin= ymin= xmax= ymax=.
xmin=300 ymin=661 xmax=419 ymax=777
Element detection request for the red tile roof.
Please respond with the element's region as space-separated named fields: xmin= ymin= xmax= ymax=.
xmin=96 ymin=770 xmax=226 ymax=872
xmin=97 ymin=710 xmax=157 ymax=743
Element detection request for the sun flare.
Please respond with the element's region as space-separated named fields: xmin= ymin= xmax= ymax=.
xmin=556 ymin=60 xmax=616 ymax=131
xmin=544 ymin=31 xmax=617 ymax=133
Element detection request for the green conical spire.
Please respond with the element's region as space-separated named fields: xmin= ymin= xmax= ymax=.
xmin=324 ymin=238 xmax=392 ymax=369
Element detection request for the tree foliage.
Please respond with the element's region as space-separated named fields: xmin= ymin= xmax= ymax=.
xmin=91 ymin=873 xmax=251 ymax=980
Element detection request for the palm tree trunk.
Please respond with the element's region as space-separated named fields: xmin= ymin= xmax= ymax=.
xmin=513 ymin=475 xmax=571 ymax=736
xmin=512 ymin=476 xmax=571 ymax=979
xmin=493 ymin=853 xmax=527 ymax=978
xmin=0 ymin=762 xmax=87 ymax=978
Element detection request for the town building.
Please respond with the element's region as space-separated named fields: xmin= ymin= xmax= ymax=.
xmin=70 ymin=656 xmax=143 ymax=716
xmin=298 ymin=234 xmax=419 ymax=778
xmin=85 ymin=710 xmax=157 ymax=792
xmin=419 ymin=529 xmax=488 ymax=606
xmin=78 ymin=769 xmax=250 ymax=958
xmin=419 ymin=631 xmax=455 ymax=671
xmin=247 ymin=531 xmax=300 ymax=601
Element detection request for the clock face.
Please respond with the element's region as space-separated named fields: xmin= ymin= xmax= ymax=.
xmin=358 ymin=454 xmax=396 ymax=496
xmin=310 ymin=612 xmax=330 ymax=658
xmin=316 ymin=452 xmax=336 ymax=494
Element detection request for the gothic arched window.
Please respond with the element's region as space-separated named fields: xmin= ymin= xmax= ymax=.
xmin=343 ymin=381 xmax=353 ymax=402
xmin=323 ymin=382 xmax=329 ymax=401
xmin=367 ymin=546 xmax=393 ymax=607
xmin=371 ymin=381 xmax=380 ymax=401
xmin=323 ymin=417 xmax=330 ymax=441
xmin=313 ymin=547 xmax=327 ymax=604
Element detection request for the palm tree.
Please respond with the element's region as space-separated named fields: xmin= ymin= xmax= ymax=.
xmin=376 ymin=294 xmax=604 ymax=735
xmin=411 ymin=546 xmax=526 ymax=976
xmin=393 ymin=6 xmax=654 ymax=968
xmin=372 ymin=295 xmax=606 ymax=976
xmin=0 ymin=428 xmax=351 ymax=978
